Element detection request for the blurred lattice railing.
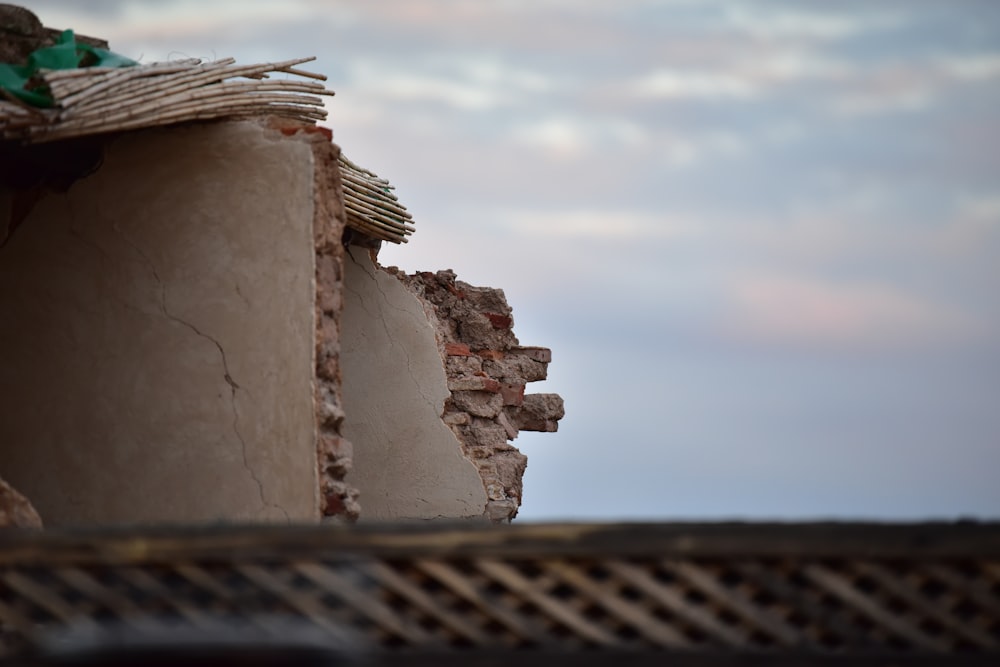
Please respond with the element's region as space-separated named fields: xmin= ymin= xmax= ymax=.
xmin=0 ymin=523 xmax=998 ymax=665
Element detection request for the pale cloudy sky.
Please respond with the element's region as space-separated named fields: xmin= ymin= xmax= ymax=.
xmin=29 ymin=1 xmax=1000 ymax=520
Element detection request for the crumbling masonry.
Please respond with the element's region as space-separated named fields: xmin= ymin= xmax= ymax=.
xmin=395 ymin=269 xmax=565 ymax=522
xmin=0 ymin=4 xmax=563 ymax=526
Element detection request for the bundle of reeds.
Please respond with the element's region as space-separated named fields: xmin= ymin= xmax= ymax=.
xmin=0 ymin=56 xmax=415 ymax=243
xmin=339 ymin=154 xmax=414 ymax=244
xmin=0 ymin=56 xmax=331 ymax=141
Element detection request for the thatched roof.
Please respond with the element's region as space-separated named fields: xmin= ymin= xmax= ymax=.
xmin=0 ymin=54 xmax=413 ymax=243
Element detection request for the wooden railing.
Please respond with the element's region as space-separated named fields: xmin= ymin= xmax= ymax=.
xmin=0 ymin=522 xmax=997 ymax=665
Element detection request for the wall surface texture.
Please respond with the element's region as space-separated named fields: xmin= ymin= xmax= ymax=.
xmin=0 ymin=121 xmax=320 ymax=525
xmin=341 ymin=251 xmax=488 ymax=520
xmin=340 ymin=249 xmax=565 ymax=522
xmin=396 ymin=269 xmax=565 ymax=522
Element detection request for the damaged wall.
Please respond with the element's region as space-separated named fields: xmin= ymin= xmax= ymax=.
xmin=341 ymin=251 xmax=487 ymax=520
xmin=279 ymin=120 xmax=362 ymax=524
xmin=0 ymin=120 xmax=323 ymax=525
xmin=342 ymin=252 xmax=564 ymax=522
xmin=398 ymin=270 xmax=565 ymax=522
xmin=0 ymin=93 xmax=560 ymax=526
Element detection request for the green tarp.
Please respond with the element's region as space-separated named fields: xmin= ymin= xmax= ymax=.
xmin=0 ymin=29 xmax=137 ymax=107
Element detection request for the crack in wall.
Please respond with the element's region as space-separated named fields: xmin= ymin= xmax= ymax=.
xmin=63 ymin=197 xmax=149 ymax=320
xmin=113 ymin=223 xmax=289 ymax=521
xmin=233 ymin=279 xmax=251 ymax=311
xmin=347 ymin=250 xmax=441 ymax=416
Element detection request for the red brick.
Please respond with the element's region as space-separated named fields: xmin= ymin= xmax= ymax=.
xmin=278 ymin=124 xmax=333 ymax=141
xmin=510 ymin=346 xmax=552 ymax=363
xmin=322 ymin=492 xmax=345 ymax=515
xmin=448 ymin=376 xmax=501 ymax=393
xmin=475 ymin=349 xmax=504 ymax=361
xmin=484 ymin=312 xmax=512 ymax=329
xmin=445 ymin=342 xmax=472 ymax=356
xmin=520 ymin=419 xmax=559 ymax=433
xmin=317 ymin=355 xmax=339 ymax=382
xmin=500 ymin=383 xmax=525 ymax=406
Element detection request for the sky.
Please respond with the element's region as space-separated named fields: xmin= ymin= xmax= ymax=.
xmin=28 ymin=0 xmax=1000 ymax=521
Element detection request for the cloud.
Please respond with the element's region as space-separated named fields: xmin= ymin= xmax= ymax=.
xmin=741 ymin=194 xmax=1000 ymax=266
xmin=343 ymin=56 xmax=554 ymax=111
xmin=625 ymin=49 xmax=856 ymax=104
xmin=511 ymin=118 xmax=590 ymax=158
xmin=630 ymin=69 xmax=758 ymax=100
xmin=719 ymin=272 xmax=985 ymax=348
xmin=503 ymin=209 xmax=698 ymax=240
xmin=824 ymin=51 xmax=1000 ymax=117
xmin=723 ymin=6 xmax=903 ymax=40
xmin=938 ymin=54 xmax=1000 ymax=81
xmin=957 ymin=194 xmax=1000 ymax=222
xmin=32 ymin=0 xmax=316 ymax=42
xmin=926 ymin=194 xmax=1000 ymax=257
xmin=510 ymin=116 xmax=647 ymax=159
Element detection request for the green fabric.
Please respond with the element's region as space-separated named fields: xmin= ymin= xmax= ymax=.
xmin=0 ymin=29 xmax=137 ymax=107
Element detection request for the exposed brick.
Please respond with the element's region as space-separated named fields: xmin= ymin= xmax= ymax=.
xmin=321 ymin=480 xmax=360 ymax=520
xmin=496 ymin=410 xmax=519 ymax=439
xmin=317 ymin=354 xmax=339 ymax=382
xmin=465 ymin=446 xmax=493 ymax=460
xmin=446 ymin=355 xmax=483 ymax=376
xmin=445 ymin=342 xmax=472 ymax=356
xmin=442 ymin=411 xmax=470 ymax=426
xmin=326 ymin=457 xmax=352 ymax=478
xmin=317 ymin=397 xmax=345 ymax=429
xmin=457 ymin=316 xmax=498 ymax=349
xmin=511 ymin=346 xmax=552 ymax=363
xmin=318 ymin=434 xmax=352 ymax=461
xmin=323 ymin=491 xmax=345 ymax=516
xmin=483 ymin=356 xmax=547 ymax=383
xmin=315 ymin=256 xmax=342 ymax=315
xmin=520 ymin=419 xmax=560 ymax=433
xmin=486 ymin=499 xmax=519 ymax=522
xmin=450 ymin=390 xmax=503 ymax=418
xmin=310 ymin=131 xmax=359 ymax=522
xmin=500 ymin=383 xmax=525 ymax=406
xmin=464 ymin=423 xmax=509 ymax=449
xmin=484 ymin=312 xmax=512 ymax=329
xmin=447 ymin=376 xmax=501 ymax=392
xmin=394 ymin=264 xmax=564 ymax=523
xmin=521 ymin=393 xmax=566 ymax=421
xmin=278 ymin=124 xmax=333 ymax=141
xmin=494 ymin=451 xmax=527 ymax=490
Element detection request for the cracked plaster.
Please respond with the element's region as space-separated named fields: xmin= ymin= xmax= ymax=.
xmin=0 ymin=121 xmax=317 ymax=525
xmin=341 ymin=250 xmax=487 ymax=520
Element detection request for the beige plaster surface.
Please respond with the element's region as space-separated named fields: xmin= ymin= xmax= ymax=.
xmin=0 ymin=121 xmax=318 ymax=525
xmin=341 ymin=251 xmax=487 ymax=520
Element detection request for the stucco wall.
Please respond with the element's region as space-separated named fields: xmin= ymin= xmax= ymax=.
xmin=395 ymin=268 xmax=565 ymax=522
xmin=341 ymin=250 xmax=488 ymax=520
xmin=0 ymin=121 xmax=319 ymax=525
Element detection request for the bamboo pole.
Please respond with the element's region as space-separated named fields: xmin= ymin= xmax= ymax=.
xmin=343 ymin=191 xmax=415 ymax=231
